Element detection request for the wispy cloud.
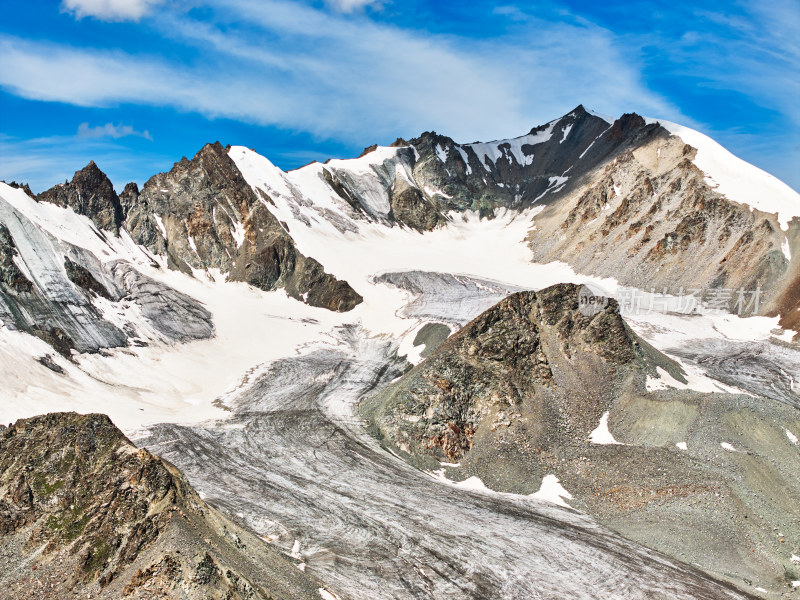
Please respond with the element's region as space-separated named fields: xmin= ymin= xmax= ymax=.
xmin=618 ymin=0 xmax=800 ymax=190
xmin=0 ymin=133 xmax=166 ymax=192
xmin=492 ymin=6 xmax=529 ymax=22
xmin=324 ymin=0 xmax=383 ymax=13
xmin=61 ymin=0 xmax=162 ymax=22
xmin=77 ymin=122 xmax=153 ymax=140
xmin=0 ymin=0 xmax=683 ymax=145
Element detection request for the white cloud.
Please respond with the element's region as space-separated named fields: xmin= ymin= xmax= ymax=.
xmin=2 ymin=0 xmax=683 ymax=146
xmin=325 ymin=0 xmax=382 ymax=12
xmin=0 ymin=134 xmax=167 ymax=193
xmin=61 ymin=0 xmax=162 ymax=21
xmin=77 ymin=122 xmax=153 ymax=140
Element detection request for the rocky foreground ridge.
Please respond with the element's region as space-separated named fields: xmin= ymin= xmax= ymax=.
xmin=0 ymin=413 xmax=323 ymax=600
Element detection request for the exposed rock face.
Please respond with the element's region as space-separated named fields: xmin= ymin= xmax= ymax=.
xmin=0 ymin=183 xmax=215 ymax=355
xmin=125 ymin=142 xmax=362 ymax=312
xmin=528 ymin=135 xmax=795 ymax=319
xmin=64 ymin=258 xmax=111 ymax=299
xmin=400 ymin=106 xmax=668 ymax=220
xmin=0 ymin=413 xmax=322 ymax=600
xmin=297 ymin=107 xmax=669 ymax=232
xmin=363 ymin=283 xmax=640 ymax=463
xmin=37 ymin=162 xmax=123 ymax=233
xmin=0 ymin=224 xmax=33 ymax=294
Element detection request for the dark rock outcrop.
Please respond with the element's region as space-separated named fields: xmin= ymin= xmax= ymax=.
xmin=37 ymin=162 xmax=123 ymax=233
xmin=363 ymin=283 xmax=641 ymax=464
xmin=125 ymin=142 xmax=362 ymax=312
xmin=0 ymin=413 xmax=323 ymax=600
xmin=394 ymin=107 xmax=669 ymax=225
xmin=0 ymin=224 xmax=33 ymax=293
xmin=64 ymin=258 xmax=111 ymax=299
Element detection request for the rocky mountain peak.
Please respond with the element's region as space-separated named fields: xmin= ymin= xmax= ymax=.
xmin=608 ymin=112 xmax=648 ymax=141
xmin=362 ymin=283 xmax=643 ymax=465
xmin=570 ymin=103 xmax=589 ymax=115
xmin=37 ymin=161 xmax=123 ymax=233
xmin=125 ymin=141 xmax=363 ymax=312
xmin=118 ymin=181 xmax=140 ymax=216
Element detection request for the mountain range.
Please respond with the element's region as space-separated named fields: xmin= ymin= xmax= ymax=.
xmin=1 ymin=106 xmax=799 ymax=599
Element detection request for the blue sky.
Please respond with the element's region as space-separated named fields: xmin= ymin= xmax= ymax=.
xmin=0 ymin=0 xmax=798 ymax=193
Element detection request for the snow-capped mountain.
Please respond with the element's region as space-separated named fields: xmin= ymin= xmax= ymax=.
xmin=1 ymin=106 xmax=799 ymax=599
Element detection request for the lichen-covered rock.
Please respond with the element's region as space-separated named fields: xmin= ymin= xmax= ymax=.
xmin=0 ymin=413 xmax=323 ymax=600
xmin=362 ymin=283 xmax=638 ymax=464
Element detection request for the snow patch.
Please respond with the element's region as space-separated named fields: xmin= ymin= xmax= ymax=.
xmin=290 ymin=539 xmax=302 ymax=559
xmin=454 ymin=476 xmax=489 ymax=491
xmin=187 ymin=235 xmax=200 ymax=257
xmin=467 ymin=121 xmax=557 ymax=171
xmin=153 ymin=214 xmax=167 ymax=239
xmin=230 ymin=216 xmax=246 ymax=248
xmin=319 ymin=588 xmax=341 ymax=600
xmin=534 ymin=176 xmax=569 ymax=202
xmin=782 ymin=237 xmax=792 ymax=262
xmin=560 ymin=123 xmax=573 ymax=143
xmin=646 ymin=365 xmax=746 ymax=395
xmin=423 ymin=186 xmax=452 ymax=199
xmin=786 ymin=429 xmax=798 ymax=444
xmin=529 ymin=474 xmax=573 ymax=508
xmin=676 ymin=442 xmax=688 ymax=451
xmin=587 ymin=108 xmax=615 ymax=123
xmin=720 ymin=442 xmax=737 ymax=452
xmin=435 ymin=143 xmax=449 ymax=164
xmin=588 ymin=411 xmax=622 ymax=445
xmin=579 ymin=125 xmax=612 ymax=159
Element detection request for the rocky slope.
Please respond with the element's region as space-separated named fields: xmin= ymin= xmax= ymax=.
xmin=0 ymin=183 xmax=214 ymax=355
xmin=120 ymin=142 xmax=362 ymax=312
xmin=0 ymin=412 xmax=324 ymax=600
xmin=362 ymin=284 xmax=800 ymax=594
xmin=526 ymin=129 xmax=798 ymax=322
xmin=35 ymin=143 xmax=362 ymax=313
xmin=362 ymin=283 xmax=658 ymax=470
xmin=403 ymin=106 xmax=667 ymax=218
